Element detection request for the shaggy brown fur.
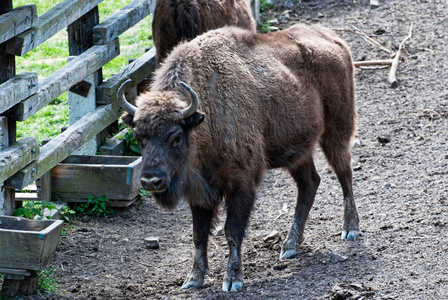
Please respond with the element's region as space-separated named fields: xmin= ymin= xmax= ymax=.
xmin=123 ymin=24 xmax=359 ymax=292
xmin=152 ymin=0 xmax=256 ymax=64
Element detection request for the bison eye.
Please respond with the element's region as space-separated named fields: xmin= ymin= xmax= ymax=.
xmin=171 ymin=135 xmax=183 ymax=147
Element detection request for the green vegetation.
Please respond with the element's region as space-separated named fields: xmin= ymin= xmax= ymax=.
xmin=74 ymin=195 xmax=114 ymax=217
xmin=117 ymin=129 xmax=141 ymax=156
xmin=12 ymin=201 xmax=57 ymax=220
xmin=37 ymin=267 xmax=60 ymax=296
xmin=12 ymin=0 xmax=153 ymax=143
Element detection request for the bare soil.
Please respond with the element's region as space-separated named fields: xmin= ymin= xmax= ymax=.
xmin=5 ymin=0 xmax=448 ymax=299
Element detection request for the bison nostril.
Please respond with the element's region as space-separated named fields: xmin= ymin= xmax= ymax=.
xmin=150 ymin=177 xmax=165 ymax=189
xmin=141 ymin=176 xmax=166 ymax=192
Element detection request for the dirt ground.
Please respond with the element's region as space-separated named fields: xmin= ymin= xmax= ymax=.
xmin=4 ymin=0 xmax=448 ymax=299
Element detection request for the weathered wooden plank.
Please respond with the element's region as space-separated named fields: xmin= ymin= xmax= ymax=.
xmin=93 ymin=0 xmax=155 ymax=45
xmin=97 ymin=47 xmax=156 ymax=104
xmin=5 ymin=0 xmax=103 ymax=56
xmin=0 ymin=137 xmax=40 ymax=183
xmin=1 ymin=1 xmax=17 ymax=217
xmin=0 ymin=268 xmax=31 ymax=277
xmin=98 ymin=128 xmax=128 ymax=155
xmin=9 ymin=39 xmax=119 ymax=121
xmin=0 ymin=5 xmax=36 ymax=45
xmin=6 ymin=102 xmax=122 ymax=190
xmin=0 ymin=73 xmax=38 ymax=114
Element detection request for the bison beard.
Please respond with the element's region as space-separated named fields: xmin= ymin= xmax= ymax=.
xmin=119 ymin=24 xmax=360 ymax=292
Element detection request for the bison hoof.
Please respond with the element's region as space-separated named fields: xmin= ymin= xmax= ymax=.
xmin=341 ymin=230 xmax=359 ymax=240
xmin=222 ymin=280 xmax=243 ymax=292
xmin=181 ymin=280 xmax=202 ymax=290
xmin=279 ymin=249 xmax=297 ymax=260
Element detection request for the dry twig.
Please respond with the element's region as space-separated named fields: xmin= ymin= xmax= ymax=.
xmin=351 ymin=27 xmax=392 ymax=54
xmin=388 ymin=23 xmax=413 ymax=87
xmin=354 ymin=59 xmax=393 ymax=67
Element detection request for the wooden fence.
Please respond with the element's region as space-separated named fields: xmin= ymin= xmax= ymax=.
xmin=0 ymin=0 xmax=159 ymax=215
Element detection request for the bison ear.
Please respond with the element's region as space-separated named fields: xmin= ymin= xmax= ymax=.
xmin=185 ymin=112 xmax=205 ymax=129
xmin=122 ymin=112 xmax=136 ymax=128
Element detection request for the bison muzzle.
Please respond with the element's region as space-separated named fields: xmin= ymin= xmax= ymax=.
xmin=119 ymin=24 xmax=360 ymax=292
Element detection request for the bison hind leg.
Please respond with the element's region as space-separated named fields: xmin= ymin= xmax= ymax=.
xmin=280 ymin=156 xmax=320 ymax=260
xmin=320 ymin=137 xmax=360 ymax=240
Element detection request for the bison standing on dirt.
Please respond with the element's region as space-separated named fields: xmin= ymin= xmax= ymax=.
xmin=118 ymin=24 xmax=360 ymax=291
xmin=152 ymin=0 xmax=256 ymax=64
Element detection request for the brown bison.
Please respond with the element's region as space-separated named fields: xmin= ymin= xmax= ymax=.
xmin=118 ymin=24 xmax=360 ymax=291
xmin=152 ymin=0 xmax=256 ymax=64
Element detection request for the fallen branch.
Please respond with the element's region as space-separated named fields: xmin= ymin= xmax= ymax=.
xmin=354 ymin=59 xmax=393 ymax=67
xmin=351 ymin=27 xmax=392 ymax=54
xmin=388 ymin=23 xmax=413 ymax=87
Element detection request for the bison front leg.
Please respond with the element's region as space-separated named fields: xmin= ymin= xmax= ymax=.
xmin=181 ymin=205 xmax=214 ymax=289
xmin=281 ymin=158 xmax=320 ymax=259
xmin=222 ymin=189 xmax=256 ymax=292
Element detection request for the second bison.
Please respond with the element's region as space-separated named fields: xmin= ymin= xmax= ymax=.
xmin=119 ymin=24 xmax=360 ymax=291
xmin=152 ymin=0 xmax=256 ymax=64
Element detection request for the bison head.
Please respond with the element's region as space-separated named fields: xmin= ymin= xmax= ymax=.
xmin=118 ymin=80 xmax=205 ymax=209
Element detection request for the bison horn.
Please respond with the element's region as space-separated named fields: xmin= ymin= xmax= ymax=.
xmin=117 ymin=79 xmax=137 ymax=115
xmin=179 ymin=81 xmax=199 ymax=118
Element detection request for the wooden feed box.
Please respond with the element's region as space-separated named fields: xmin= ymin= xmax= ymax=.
xmin=0 ymin=216 xmax=63 ymax=271
xmin=50 ymin=155 xmax=143 ymax=207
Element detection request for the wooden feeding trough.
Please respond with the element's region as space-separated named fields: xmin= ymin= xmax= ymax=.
xmin=0 ymin=216 xmax=63 ymax=297
xmin=50 ymin=155 xmax=143 ymax=207
xmin=0 ymin=216 xmax=63 ymax=271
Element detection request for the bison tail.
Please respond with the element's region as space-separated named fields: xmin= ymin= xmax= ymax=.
xmin=173 ymin=0 xmax=201 ymax=40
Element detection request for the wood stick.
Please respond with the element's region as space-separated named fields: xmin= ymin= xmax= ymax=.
xmin=351 ymin=27 xmax=392 ymax=54
xmin=354 ymin=60 xmax=393 ymax=67
xmin=388 ymin=23 xmax=413 ymax=87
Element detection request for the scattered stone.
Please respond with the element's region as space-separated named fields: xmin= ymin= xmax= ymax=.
xmin=284 ymin=0 xmax=294 ymax=8
xmin=370 ymin=0 xmax=379 ymax=9
xmin=317 ymin=12 xmax=325 ymax=18
xmin=273 ymin=263 xmax=287 ymax=270
xmin=353 ymin=139 xmax=362 ymax=147
xmin=384 ymin=182 xmax=392 ymax=188
xmin=279 ymin=14 xmax=290 ymax=20
xmin=377 ymin=136 xmax=391 ymax=145
xmin=264 ymin=230 xmax=280 ymax=243
xmin=144 ymin=237 xmax=160 ymax=249
xmin=215 ymin=226 xmax=225 ymax=236
xmin=81 ymin=215 xmax=91 ymax=223
xmin=267 ymin=19 xmax=279 ymax=25
xmin=330 ymin=252 xmax=348 ymax=263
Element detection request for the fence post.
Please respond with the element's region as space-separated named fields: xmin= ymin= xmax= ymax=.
xmin=67 ymin=6 xmax=113 ymax=155
xmin=0 ymin=1 xmax=16 ymax=216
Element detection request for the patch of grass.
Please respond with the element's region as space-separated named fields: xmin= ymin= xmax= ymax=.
xmin=12 ymin=0 xmax=153 ymax=142
xmin=37 ymin=267 xmax=60 ymax=296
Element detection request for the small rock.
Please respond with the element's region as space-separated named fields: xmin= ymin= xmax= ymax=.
xmin=215 ymin=226 xmax=225 ymax=236
xmin=353 ymin=139 xmax=362 ymax=147
xmin=330 ymin=252 xmax=348 ymax=263
xmin=317 ymin=12 xmax=325 ymax=18
xmin=267 ymin=19 xmax=279 ymax=25
xmin=279 ymin=14 xmax=290 ymax=20
xmin=273 ymin=263 xmax=287 ymax=270
xmin=144 ymin=237 xmax=160 ymax=249
xmin=377 ymin=136 xmax=391 ymax=145
xmin=384 ymin=182 xmax=391 ymax=188
xmin=81 ymin=215 xmax=91 ymax=223
xmin=284 ymin=0 xmax=294 ymax=8
xmin=264 ymin=230 xmax=280 ymax=243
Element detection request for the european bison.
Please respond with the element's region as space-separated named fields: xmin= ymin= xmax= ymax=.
xmin=152 ymin=0 xmax=256 ymax=64
xmin=119 ymin=24 xmax=360 ymax=291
